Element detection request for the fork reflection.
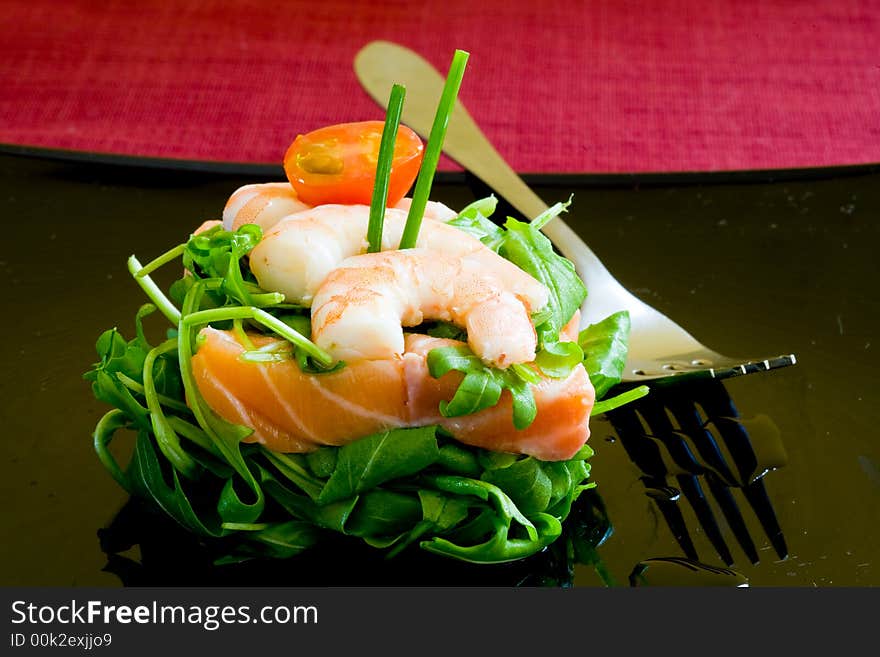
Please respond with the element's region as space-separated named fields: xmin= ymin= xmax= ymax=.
xmin=606 ymin=378 xmax=789 ymax=567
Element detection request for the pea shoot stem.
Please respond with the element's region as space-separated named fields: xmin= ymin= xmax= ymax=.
xmin=144 ymin=339 xmax=199 ymax=476
xmin=115 ymin=372 xmax=191 ymax=413
xmin=135 ymin=243 xmax=185 ymax=277
xmin=182 ymin=306 xmax=336 ymax=367
xmin=128 ymin=255 xmax=182 ymax=325
xmin=531 ymin=197 xmax=572 ymax=231
xmin=592 ymin=385 xmax=650 ymax=415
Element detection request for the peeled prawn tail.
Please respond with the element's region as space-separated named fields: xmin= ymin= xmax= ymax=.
xmin=222 ymin=182 xmax=311 ymax=233
xmin=310 ymin=249 xmax=538 ymax=368
xmin=247 ymin=203 xmax=549 ymax=313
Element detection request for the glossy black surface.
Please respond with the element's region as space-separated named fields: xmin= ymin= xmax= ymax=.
xmin=1 ymin=153 xmax=877 ymax=586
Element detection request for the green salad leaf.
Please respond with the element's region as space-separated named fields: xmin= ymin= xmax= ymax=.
xmin=579 ymin=310 xmax=631 ymax=399
xmin=317 ymin=427 xmax=439 ymax=504
xmin=499 ymin=214 xmax=585 ymax=347
xmin=448 ymin=196 xmax=584 ymax=349
xmin=446 ymin=195 xmax=505 ymax=249
xmin=534 ymin=339 xmax=585 ymax=378
xmin=426 ymin=345 xmax=537 ymax=430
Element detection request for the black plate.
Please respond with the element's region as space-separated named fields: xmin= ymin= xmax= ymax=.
xmin=1 ymin=152 xmax=878 ymax=587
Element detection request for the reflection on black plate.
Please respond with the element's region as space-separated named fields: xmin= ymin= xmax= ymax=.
xmin=1 ymin=152 xmax=878 ymax=587
xmin=609 ymin=379 xmax=788 ymax=568
xmin=94 ymin=379 xmax=780 ymax=588
xmin=97 ymin=488 xmax=614 ymax=587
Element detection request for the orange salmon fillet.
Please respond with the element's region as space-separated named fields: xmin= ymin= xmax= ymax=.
xmin=191 ymin=325 xmax=594 ymax=461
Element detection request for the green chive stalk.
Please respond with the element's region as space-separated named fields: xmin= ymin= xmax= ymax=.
xmin=399 ymin=49 xmax=469 ymax=249
xmin=367 ymin=83 xmax=407 ymax=253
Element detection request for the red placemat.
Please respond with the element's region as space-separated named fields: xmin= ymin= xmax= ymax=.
xmin=1 ymin=0 xmax=878 ymax=173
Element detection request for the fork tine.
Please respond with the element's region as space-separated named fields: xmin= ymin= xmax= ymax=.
xmin=633 ymin=394 xmax=738 ymax=565
xmin=692 ymin=382 xmax=759 ymax=483
xmin=660 ymin=385 xmax=763 ymax=562
xmin=691 ymin=382 xmax=789 ymax=560
xmin=607 ymin=402 xmax=669 ymax=474
xmin=676 ymin=473 xmax=735 ymax=566
xmin=651 ymin=491 xmax=700 ymax=561
xmin=741 ymin=480 xmax=789 ymax=560
xmin=663 ymin=392 xmax=738 ymax=485
xmin=657 ymin=400 xmax=762 ymax=564
xmin=704 ymin=474 xmax=761 ymax=564
xmin=610 ymin=401 xmax=724 ymax=562
xmin=609 ymin=377 xmax=790 ymax=567
xmin=608 ymin=405 xmax=701 ymax=558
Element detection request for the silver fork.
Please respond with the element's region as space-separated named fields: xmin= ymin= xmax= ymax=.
xmin=354 ymin=41 xmax=796 ymax=383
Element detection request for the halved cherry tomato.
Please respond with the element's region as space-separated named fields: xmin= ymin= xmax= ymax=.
xmin=283 ymin=121 xmax=424 ymax=207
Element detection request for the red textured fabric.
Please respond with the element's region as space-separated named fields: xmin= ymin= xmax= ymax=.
xmin=1 ymin=0 xmax=878 ymax=173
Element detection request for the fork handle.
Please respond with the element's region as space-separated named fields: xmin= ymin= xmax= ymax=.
xmin=442 ymin=108 xmax=551 ymax=219
xmin=356 ymin=41 xmax=702 ymax=357
xmin=438 ymin=97 xmax=639 ymax=324
xmin=356 ymin=40 xmax=613 ymax=293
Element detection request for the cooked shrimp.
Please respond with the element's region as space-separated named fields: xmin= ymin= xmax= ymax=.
xmin=393 ymin=198 xmax=458 ymax=222
xmin=193 ymin=219 xmax=222 ymax=235
xmin=220 ymin=184 xmax=453 ymax=236
xmin=310 ymin=249 xmax=538 ymax=368
xmin=249 ymin=204 xmax=548 ymax=310
xmin=222 ymin=182 xmax=311 ymax=233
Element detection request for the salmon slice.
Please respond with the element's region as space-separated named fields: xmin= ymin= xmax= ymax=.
xmin=191 ymin=325 xmax=594 ymax=461
xmin=402 ymin=334 xmax=595 ymax=462
xmin=192 ymin=328 xmax=409 ymax=450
